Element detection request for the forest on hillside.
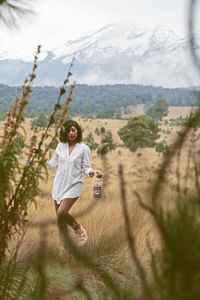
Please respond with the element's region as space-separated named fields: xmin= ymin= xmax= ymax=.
xmin=0 ymin=83 xmax=198 ymax=117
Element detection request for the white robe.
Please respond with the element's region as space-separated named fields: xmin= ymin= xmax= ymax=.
xmin=46 ymin=142 xmax=92 ymax=203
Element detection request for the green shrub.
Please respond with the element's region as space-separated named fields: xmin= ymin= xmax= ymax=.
xmin=94 ymin=127 xmax=100 ymax=136
xmin=31 ymin=113 xmax=49 ymax=129
xmin=97 ymin=129 xmax=116 ymax=155
xmin=118 ymin=115 xmax=160 ymax=152
xmin=84 ymin=133 xmax=99 ymax=151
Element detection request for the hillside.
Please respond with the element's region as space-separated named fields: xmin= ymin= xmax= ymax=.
xmin=1 ymin=23 xmax=200 ymax=88
xmin=0 ymin=83 xmax=198 ymax=116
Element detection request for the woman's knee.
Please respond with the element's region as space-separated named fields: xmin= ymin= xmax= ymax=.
xmin=57 ymin=209 xmax=75 ymax=228
xmin=57 ymin=209 xmax=71 ymax=222
xmin=56 ymin=209 xmax=65 ymax=225
xmin=57 ymin=208 xmax=66 ymax=220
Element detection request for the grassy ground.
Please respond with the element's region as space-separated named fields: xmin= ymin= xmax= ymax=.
xmin=2 ymin=106 xmax=200 ymax=299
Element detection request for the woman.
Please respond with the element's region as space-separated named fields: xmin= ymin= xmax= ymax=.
xmin=46 ymin=120 xmax=102 ymax=247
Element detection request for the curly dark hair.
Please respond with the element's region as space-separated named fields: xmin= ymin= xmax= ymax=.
xmin=59 ymin=120 xmax=83 ymax=143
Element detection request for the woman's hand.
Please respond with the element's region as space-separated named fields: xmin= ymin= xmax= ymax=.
xmin=89 ymin=170 xmax=102 ymax=178
xmin=95 ymin=170 xmax=102 ymax=178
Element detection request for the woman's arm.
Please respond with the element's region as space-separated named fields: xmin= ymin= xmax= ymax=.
xmin=82 ymin=146 xmax=102 ymax=178
xmin=82 ymin=146 xmax=93 ymax=177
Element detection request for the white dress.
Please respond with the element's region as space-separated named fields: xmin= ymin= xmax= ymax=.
xmin=46 ymin=142 xmax=92 ymax=204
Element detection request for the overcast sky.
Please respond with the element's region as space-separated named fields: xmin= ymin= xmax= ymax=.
xmin=0 ymin=0 xmax=192 ymax=51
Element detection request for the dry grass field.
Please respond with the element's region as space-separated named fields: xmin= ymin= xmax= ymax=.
xmin=1 ymin=105 xmax=200 ymax=298
xmin=121 ymin=105 xmax=199 ymax=119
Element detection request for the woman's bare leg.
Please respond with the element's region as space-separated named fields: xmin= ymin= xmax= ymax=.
xmin=56 ymin=197 xmax=80 ymax=231
xmin=54 ymin=200 xmax=60 ymax=215
xmin=55 ymin=198 xmax=88 ymax=247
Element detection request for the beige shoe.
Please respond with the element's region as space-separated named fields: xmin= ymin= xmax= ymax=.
xmin=74 ymin=225 xmax=88 ymax=246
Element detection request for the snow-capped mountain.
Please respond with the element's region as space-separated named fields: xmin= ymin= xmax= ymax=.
xmin=0 ymin=23 xmax=200 ymax=88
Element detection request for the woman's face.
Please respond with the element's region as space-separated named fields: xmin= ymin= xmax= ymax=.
xmin=67 ymin=126 xmax=78 ymax=142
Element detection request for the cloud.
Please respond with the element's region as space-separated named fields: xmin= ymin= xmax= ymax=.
xmin=0 ymin=0 xmax=189 ymax=50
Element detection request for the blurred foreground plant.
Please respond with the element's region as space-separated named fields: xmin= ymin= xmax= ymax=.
xmin=0 ymin=46 xmax=76 ymax=265
xmin=0 ymin=0 xmax=34 ymax=28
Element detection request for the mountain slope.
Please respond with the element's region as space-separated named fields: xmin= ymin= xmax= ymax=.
xmin=0 ymin=23 xmax=199 ymax=88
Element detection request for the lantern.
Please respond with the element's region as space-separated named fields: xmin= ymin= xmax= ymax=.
xmin=93 ymin=184 xmax=101 ymax=198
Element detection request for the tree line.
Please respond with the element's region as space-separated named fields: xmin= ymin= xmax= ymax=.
xmin=0 ymin=83 xmax=198 ymax=118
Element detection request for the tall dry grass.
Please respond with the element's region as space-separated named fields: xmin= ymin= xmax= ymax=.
xmin=3 ymin=113 xmax=198 ymax=299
